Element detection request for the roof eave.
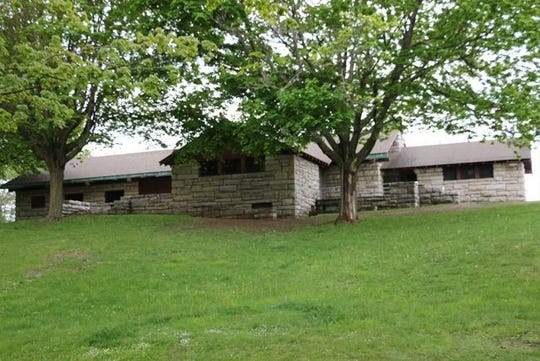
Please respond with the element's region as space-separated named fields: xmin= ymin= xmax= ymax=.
xmin=2 ymin=170 xmax=172 ymax=191
xmin=383 ymin=157 xmax=532 ymax=170
xmin=366 ymin=153 xmax=389 ymax=161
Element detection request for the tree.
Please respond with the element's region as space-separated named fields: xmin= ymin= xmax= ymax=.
xmin=0 ymin=0 xmax=200 ymax=220
xmin=211 ymin=0 xmax=539 ymax=222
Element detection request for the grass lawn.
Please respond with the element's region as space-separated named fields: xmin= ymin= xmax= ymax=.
xmin=0 ymin=203 xmax=538 ymax=360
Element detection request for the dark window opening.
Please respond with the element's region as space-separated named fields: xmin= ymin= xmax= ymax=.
xmin=31 ymin=196 xmax=46 ymax=209
xmin=443 ymin=163 xmax=494 ymax=181
xmin=524 ymin=159 xmax=532 ymax=174
xmin=246 ymin=156 xmax=265 ymax=173
xmin=460 ymin=164 xmax=476 ymax=179
xmin=222 ymin=158 xmax=242 ymax=174
xmin=65 ymin=193 xmax=84 ymax=202
xmin=443 ymin=167 xmax=457 ymax=180
xmin=478 ymin=163 xmax=494 ymax=178
xmin=383 ymin=169 xmax=417 ymax=183
xmin=252 ymin=202 xmax=273 ymax=209
xmin=138 ymin=176 xmax=171 ymax=195
xmin=199 ymin=156 xmax=265 ymax=177
xmin=105 ymin=190 xmax=124 ymax=203
xmin=199 ymin=160 xmax=219 ymax=176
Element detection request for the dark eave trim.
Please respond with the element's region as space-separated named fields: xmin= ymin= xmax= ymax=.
xmin=1 ymin=171 xmax=172 ymax=191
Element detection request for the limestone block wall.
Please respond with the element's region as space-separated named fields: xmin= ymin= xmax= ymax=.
xmin=109 ymin=194 xmax=174 ymax=214
xmin=62 ymin=200 xmax=112 ymax=216
xmin=294 ymin=156 xmax=321 ymax=216
xmin=321 ymin=162 xmax=384 ymax=199
xmin=389 ymin=133 xmax=405 ymax=154
xmin=15 ymin=181 xmax=139 ymax=220
xmin=15 ymin=189 xmax=48 ymax=219
xmin=64 ymin=181 xmax=139 ymax=203
xmin=317 ymin=181 xmax=419 ymax=212
xmin=170 ymin=155 xmax=299 ymax=218
xmin=419 ymin=185 xmax=458 ymax=205
xmin=381 ymin=181 xmax=419 ymax=208
xmin=443 ymin=162 xmax=526 ymax=202
xmin=415 ymin=167 xmax=444 ymax=193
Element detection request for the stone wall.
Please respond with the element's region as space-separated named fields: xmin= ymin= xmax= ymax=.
xmin=381 ymin=181 xmax=419 ymax=208
xmin=316 ymin=181 xmax=419 ymax=213
xmin=61 ymin=194 xmax=174 ymax=217
xmin=170 ymin=155 xmax=299 ymax=218
xmin=414 ymin=162 xmax=526 ymax=203
xmin=419 ymin=185 xmax=458 ymax=205
xmin=389 ymin=133 xmax=405 ymax=154
xmin=109 ymin=194 xmax=173 ymax=214
xmin=321 ymin=162 xmax=384 ymax=199
xmin=294 ymin=156 xmax=321 ymax=216
xmin=15 ymin=189 xmax=48 ymax=219
xmin=443 ymin=162 xmax=526 ymax=202
xmin=415 ymin=167 xmax=444 ymax=193
xmin=14 ymin=180 xmax=140 ymax=220
xmin=62 ymin=200 xmax=112 ymax=216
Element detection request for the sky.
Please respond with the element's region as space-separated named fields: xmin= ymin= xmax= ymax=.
xmin=88 ymin=129 xmax=540 ymax=202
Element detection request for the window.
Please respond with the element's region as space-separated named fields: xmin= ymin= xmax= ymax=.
xmin=199 ymin=160 xmax=219 ymax=176
xmin=246 ymin=156 xmax=264 ymax=173
xmin=252 ymin=202 xmax=273 ymax=209
xmin=65 ymin=193 xmax=84 ymax=202
xmin=524 ymin=159 xmax=532 ymax=174
xmin=222 ymin=158 xmax=242 ymax=174
xmin=443 ymin=167 xmax=457 ymax=180
xmin=199 ymin=156 xmax=265 ymax=177
xmin=105 ymin=190 xmax=124 ymax=203
xmin=443 ymin=163 xmax=494 ymax=181
xmin=478 ymin=164 xmax=494 ymax=178
xmin=31 ymin=196 xmax=46 ymax=209
xmin=383 ymin=169 xmax=417 ymax=183
xmin=460 ymin=165 xmax=475 ymax=179
xmin=138 ymin=177 xmax=172 ymax=195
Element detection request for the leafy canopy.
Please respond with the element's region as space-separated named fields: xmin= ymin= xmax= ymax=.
xmin=0 ymin=0 xmax=201 ymax=166
xmin=211 ymin=0 xmax=539 ymax=159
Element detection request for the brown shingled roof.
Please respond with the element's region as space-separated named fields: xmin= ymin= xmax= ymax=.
xmin=382 ymin=141 xmax=531 ymax=169
xmin=2 ymin=149 xmax=172 ymax=190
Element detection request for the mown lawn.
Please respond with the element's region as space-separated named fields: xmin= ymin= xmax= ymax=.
xmin=0 ymin=203 xmax=538 ymax=360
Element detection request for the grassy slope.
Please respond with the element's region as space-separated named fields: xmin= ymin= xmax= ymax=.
xmin=0 ymin=204 xmax=538 ymax=361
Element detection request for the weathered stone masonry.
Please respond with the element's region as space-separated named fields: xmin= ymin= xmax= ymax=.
xmin=443 ymin=162 xmax=525 ymax=202
xmin=172 ymin=155 xmax=312 ymax=217
xmin=320 ymin=162 xmax=384 ymax=199
xmin=15 ymin=181 xmax=139 ymax=219
xmin=415 ymin=162 xmax=525 ymax=203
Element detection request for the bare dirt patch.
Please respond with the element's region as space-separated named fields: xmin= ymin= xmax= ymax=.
xmin=27 ymin=249 xmax=92 ymax=278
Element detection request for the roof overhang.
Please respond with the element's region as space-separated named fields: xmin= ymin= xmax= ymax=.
xmin=1 ymin=171 xmax=172 ymax=191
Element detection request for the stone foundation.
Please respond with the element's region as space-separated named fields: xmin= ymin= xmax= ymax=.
xmin=321 ymin=162 xmax=384 ymax=199
xmin=316 ymin=181 xmax=420 ymax=213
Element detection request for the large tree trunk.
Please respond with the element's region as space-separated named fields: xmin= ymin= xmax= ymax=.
xmin=335 ymin=163 xmax=358 ymax=223
xmin=46 ymin=160 xmax=66 ymax=221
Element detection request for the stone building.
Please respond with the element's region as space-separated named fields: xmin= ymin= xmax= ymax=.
xmin=1 ymin=134 xmax=532 ymax=220
xmin=1 ymin=150 xmax=172 ymax=219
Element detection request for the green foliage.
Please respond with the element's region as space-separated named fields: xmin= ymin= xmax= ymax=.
xmin=0 ymin=203 xmax=539 ymax=359
xmin=207 ymin=0 xmax=540 ymax=221
xmin=0 ymin=0 xmax=203 ymax=218
xmin=0 ymin=0 xmax=200 ymax=157
xmin=218 ymin=0 xmax=539 ymax=149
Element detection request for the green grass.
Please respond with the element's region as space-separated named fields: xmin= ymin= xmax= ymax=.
xmin=0 ymin=203 xmax=539 ymax=360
